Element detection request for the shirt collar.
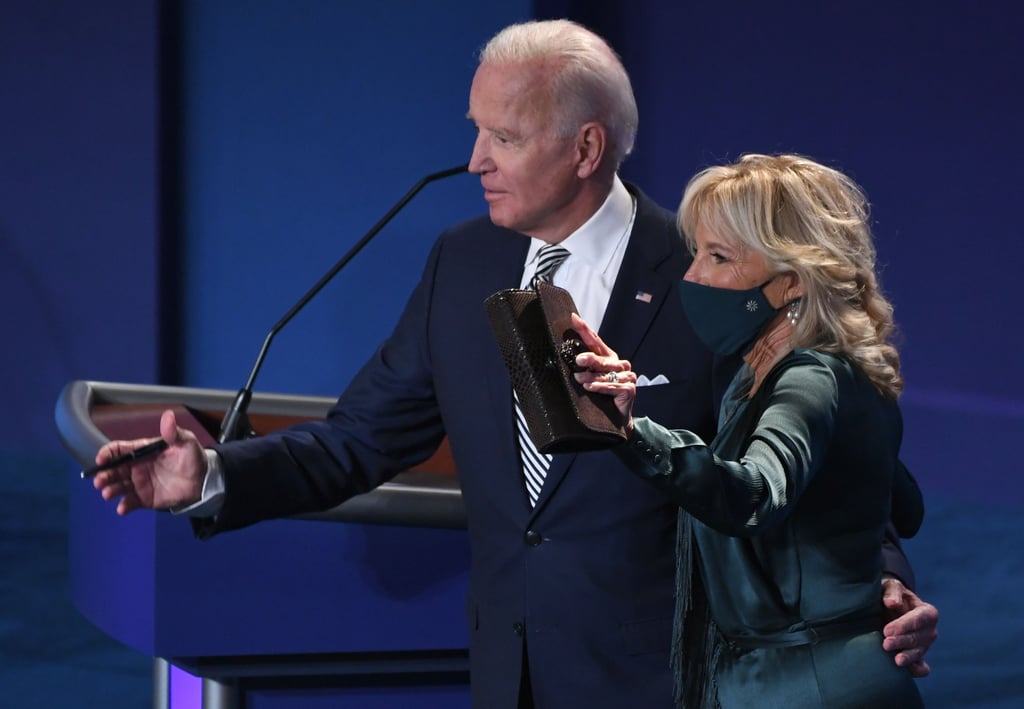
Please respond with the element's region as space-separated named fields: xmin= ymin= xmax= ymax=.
xmin=525 ymin=176 xmax=635 ymax=272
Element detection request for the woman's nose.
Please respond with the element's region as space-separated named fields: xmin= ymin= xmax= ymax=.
xmin=683 ymin=260 xmax=705 ymax=284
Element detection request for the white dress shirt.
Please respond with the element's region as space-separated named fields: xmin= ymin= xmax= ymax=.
xmin=520 ymin=175 xmax=636 ymax=330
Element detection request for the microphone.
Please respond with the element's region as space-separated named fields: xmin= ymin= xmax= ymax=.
xmin=217 ymin=163 xmax=470 ymax=443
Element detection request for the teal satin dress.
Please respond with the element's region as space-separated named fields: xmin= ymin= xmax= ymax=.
xmin=617 ymin=350 xmax=923 ymax=708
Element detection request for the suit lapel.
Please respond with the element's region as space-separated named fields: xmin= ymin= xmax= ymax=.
xmin=483 ymin=227 xmax=532 ymax=427
xmin=598 ymin=190 xmax=679 ymax=361
xmin=479 ymin=227 xmax=538 ymax=517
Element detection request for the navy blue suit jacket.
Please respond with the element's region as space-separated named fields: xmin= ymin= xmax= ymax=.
xmin=203 ymin=186 xmax=914 ymax=708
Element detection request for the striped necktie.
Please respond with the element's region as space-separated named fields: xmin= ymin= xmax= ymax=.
xmin=517 ymin=243 xmax=570 ymax=506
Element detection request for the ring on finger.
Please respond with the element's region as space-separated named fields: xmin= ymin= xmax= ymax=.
xmin=607 ymin=371 xmax=618 ymax=383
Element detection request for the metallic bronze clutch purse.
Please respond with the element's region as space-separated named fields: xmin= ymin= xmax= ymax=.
xmin=484 ymin=281 xmax=628 ymax=454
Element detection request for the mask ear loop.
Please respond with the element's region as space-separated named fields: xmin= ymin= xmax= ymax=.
xmin=762 ymin=271 xmax=803 ymax=322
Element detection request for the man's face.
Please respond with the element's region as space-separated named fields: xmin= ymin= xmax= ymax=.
xmin=467 ymin=60 xmax=585 ymax=242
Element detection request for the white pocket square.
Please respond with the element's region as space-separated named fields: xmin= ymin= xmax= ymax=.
xmin=636 ymin=374 xmax=670 ymax=387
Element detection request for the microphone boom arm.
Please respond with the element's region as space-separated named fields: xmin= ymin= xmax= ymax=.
xmin=218 ymin=163 xmax=470 ymax=443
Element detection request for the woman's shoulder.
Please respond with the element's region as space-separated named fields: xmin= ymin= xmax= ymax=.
xmin=774 ymin=350 xmax=877 ymax=403
xmin=770 ymin=348 xmax=843 ymax=382
xmin=780 ymin=349 xmax=855 ymax=378
xmin=763 ymin=349 xmax=861 ymax=403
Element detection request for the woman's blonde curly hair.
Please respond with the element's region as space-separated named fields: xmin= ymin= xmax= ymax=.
xmin=679 ymin=153 xmax=903 ymax=398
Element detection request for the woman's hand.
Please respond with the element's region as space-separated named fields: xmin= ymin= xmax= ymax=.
xmin=571 ymin=313 xmax=636 ymax=430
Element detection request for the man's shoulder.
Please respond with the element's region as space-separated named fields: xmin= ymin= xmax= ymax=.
xmin=626 ymin=183 xmax=683 ymax=248
xmin=434 ymin=213 xmax=517 ymax=247
xmin=441 ymin=213 xmax=503 ymax=238
xmin=446 ymin=213 xmax=492 ymax=230
xmin=625 ymin=182 xmax=677 ymax=223
xmin=622 ymin=182 xmax=690 ymax=270
xmin=432 ymin=214 xmax=526 ymax=264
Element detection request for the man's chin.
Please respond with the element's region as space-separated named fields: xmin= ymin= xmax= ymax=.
xmin=487 ymin=208 xmax=514 ymax=230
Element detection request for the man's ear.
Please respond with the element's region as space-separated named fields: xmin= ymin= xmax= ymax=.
xmin=574 ymin=122 xmax=607 ymax=179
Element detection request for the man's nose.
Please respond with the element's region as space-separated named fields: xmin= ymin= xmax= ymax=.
xmin=468 ymin=134 xmax=490 ymax=174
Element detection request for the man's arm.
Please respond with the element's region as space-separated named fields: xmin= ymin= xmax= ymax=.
xmin=881 ymin=462 xmax=937 ymax=678
xmin=891 ymin=459 xmax=924 ymax=538
xmin=881 ymin=522 xmax=916 ymax=589
xmin=192 ymin=235 xmax=452 ymax=538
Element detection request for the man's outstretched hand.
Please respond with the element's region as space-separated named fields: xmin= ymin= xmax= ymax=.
xmin=92 ymin=409 xmax=207 ymax=515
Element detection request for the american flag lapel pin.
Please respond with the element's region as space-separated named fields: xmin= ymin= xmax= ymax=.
xmin=634 ymin=290 xmax=653 ymax=303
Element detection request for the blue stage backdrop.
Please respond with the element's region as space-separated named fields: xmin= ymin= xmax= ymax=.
xmin=1 ymin=0 xmax=160 ymax=455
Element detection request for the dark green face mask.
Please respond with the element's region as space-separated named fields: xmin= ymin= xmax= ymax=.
xmin=678 ymin=278 xmax=779 ymax=355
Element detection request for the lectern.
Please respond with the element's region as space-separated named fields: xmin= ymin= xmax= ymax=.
xmin=56 ymin=380 xmax=471 ymax=709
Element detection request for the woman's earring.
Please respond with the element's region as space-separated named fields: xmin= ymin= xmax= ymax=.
xmin=786 ymin=300 xmax=801 ymax=326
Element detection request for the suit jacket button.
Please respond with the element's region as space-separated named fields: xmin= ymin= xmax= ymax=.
xmin=525 ymin=530 xmax=542 ymax=546
xmin=512 ymin=621 xmax=525 ymax=636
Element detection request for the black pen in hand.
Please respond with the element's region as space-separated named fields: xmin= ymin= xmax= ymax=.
xmin=80 ymin=439 xmax=169 ymax=479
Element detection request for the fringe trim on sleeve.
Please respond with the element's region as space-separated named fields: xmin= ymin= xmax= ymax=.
xmin=671 ymin=510 xmax=722 ymax=709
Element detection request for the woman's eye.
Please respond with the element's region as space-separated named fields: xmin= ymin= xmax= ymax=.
xmin=710 ymin=252 xmax=727 ymax=264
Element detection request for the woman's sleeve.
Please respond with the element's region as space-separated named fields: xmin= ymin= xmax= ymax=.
xmin=614 ymin=360 xmax=839 ymax=537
